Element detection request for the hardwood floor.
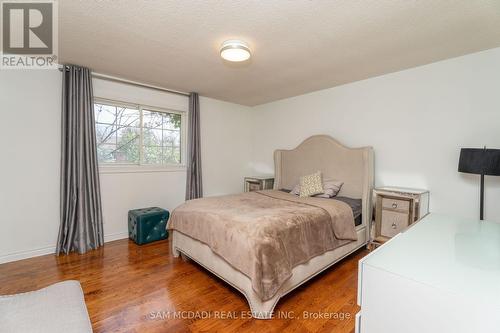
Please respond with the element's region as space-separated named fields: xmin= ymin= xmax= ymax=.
xmin=0 ymin=239 xmax=367 ymax=333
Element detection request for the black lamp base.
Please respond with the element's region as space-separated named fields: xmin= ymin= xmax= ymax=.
xmin=480 ymin=174 xmax=484 ymax=220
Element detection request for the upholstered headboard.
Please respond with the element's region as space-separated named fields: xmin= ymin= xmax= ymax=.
xmin=273 ymin=135 xmax=374 ymax=229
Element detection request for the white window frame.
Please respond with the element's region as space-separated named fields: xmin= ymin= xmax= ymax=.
xmin=94 ymin=97 xmax=187 ymax=174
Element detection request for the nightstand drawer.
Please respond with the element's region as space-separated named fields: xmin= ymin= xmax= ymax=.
xmin=380 ymin=210 xmax=409 ymax=238
xmin=382 ymin=198 xmax=410 ymax=212
xmin=247 ymin=182 xmax=262 ymax=192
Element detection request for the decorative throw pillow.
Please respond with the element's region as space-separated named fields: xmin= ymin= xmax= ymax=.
xmin=290 ymin=178 xmax=343 ymax=198
xmin=315 ymin=179 xmax=344 ymax=198
xmin=290 ymin=183 xmax=301 ymax=196
xmin=299 ymin=172 xmax=324 ymax=197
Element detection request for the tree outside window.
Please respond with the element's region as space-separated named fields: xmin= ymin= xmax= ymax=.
xmin=94 ymin=102 xmax=183 ymax=166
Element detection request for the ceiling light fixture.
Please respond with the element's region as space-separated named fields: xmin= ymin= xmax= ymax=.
xmin=220 ymin=40 xmax=251 ymax=62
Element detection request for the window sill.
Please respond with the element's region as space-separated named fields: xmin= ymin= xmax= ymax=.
xmin=99 ymin=165 xmax=187 ymax=174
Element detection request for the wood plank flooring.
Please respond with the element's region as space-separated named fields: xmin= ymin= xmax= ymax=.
xmin=0 ymin=238 xmax=367 ymax=333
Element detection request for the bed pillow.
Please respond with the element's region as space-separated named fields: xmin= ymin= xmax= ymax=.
xmin=290 ymin=178 xmax=343 ymax=198
xmin=290 ymin=184 xmax=301 ymax=196
xmin=299 ymin=171 xmax=324 ymax=197
xmin=315 ymin=179 xmax=344 ymax=198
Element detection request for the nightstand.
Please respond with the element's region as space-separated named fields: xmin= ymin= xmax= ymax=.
xmin=244 ymin=176 xmax=274 ymax=192
xmin=372 ymin=187 xmax=429 ymax=245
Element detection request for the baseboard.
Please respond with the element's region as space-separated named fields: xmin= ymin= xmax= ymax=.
xmin=0 ymin=245 xmax=56 ymax=265
xmin=0 ymin=231 xmax=130 ymax=265
xmin=104 ymin=231 xmax=129 ymax=243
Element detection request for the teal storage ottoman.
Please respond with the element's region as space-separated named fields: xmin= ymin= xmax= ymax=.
xmin=128 ymin=207 xmax=169 ymax=245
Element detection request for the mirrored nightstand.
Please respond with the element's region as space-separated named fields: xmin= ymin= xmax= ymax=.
xmin=372 ymin=187 xmax=430 ymax=245
xmin=244 ymin=176 xmax=274 ymax=192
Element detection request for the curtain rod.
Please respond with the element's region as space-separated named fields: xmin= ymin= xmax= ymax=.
xmin=58 ymin=65 xmax=190 ymax=97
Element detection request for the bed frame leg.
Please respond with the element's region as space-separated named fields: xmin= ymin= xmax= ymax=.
xmin=246 ymin=294 xmax=280 ymax=319
xmin=171 ymin=239 xmax=181 ymax=258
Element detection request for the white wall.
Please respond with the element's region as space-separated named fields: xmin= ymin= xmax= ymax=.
xmin=251 ymin=47 xmax=500 ymax=221
xmin=199 ymin=96 xmax=253 ymax=196
xmin=0 ymin=72 xmax=252 ymax=263
xmin=0 ymin=70 xmax=62 ymax=262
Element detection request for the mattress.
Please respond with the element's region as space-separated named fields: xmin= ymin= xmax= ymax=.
xmin=280 ymin=189 xmax=363 ymax=226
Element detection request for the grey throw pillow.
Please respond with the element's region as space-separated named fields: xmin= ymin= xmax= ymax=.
xmin=315 ymin=179 xmax=344 ymax=198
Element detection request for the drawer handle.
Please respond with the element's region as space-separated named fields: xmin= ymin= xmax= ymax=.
xmin=392 ymin=203 xmax=398 ymax=209
xmin=391 ymin=222 xmax=397 ymax=229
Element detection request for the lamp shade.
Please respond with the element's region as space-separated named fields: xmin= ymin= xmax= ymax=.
xmin=458 ymin=148 xmax=500 ymax=176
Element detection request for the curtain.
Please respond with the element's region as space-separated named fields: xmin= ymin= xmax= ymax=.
xmin=57 ymin=65 xmax=104 ymax=255
xmin=185 ymin=92 xmax=203 ymax=200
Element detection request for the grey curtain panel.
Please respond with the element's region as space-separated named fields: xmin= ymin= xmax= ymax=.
xmin=185 ymin=92 xmax=203 ymax=200
xmin=57 ymin=65 xmax=104 ymax=255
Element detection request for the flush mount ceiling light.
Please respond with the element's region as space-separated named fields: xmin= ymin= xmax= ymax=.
xmin=220 ymin=40 xmax=251 ymax=62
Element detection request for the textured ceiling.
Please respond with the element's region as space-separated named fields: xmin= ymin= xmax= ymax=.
xmin=59 ymin=1 xmax=500 ymax=106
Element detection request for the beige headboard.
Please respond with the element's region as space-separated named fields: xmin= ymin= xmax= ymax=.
xmin=274 ymin=135 xmax=374 ymax=229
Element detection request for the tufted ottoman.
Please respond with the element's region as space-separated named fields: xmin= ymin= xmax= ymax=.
xmin=128 ymin=207 xmax=169 ymax=245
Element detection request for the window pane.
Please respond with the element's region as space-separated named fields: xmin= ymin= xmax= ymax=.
xmin=143 ymin=128 xmax=162 ymax=146
xmin=115 ymin=139 xmax=139 ymax=163
xmin=96 ymin=124 xmax=116 ymax=145
xmin=163 ymin=147 xmax=181 ymax=164
xmin=116 ymin=127 xmax=140 ymax=163
xmin=94 ymin=104 xmax=116 ymax=124
xmin=116 ymin=107 xmax=140 ymax=127
xmin=117 ymin=126 xmax=140 ymax=141
xmin=143 ymin=146 xmax=162 ymax=164
xmin=95 ymin=103 xmax=141 ymax=164
xmin=164 ymin=113 xmax=181 ymax=130
xmin=143 ymin=110 xmax=163 ymax=129
xmin=162 ymin=129 xmax=179 ymax=146
xmin=97 ymin=144 xmax=117 ymax=163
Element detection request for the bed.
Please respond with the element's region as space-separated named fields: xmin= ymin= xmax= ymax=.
xmin=170 ymin=135 xmax=374 ymax=319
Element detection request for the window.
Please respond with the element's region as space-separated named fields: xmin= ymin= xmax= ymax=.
xmin=94 ymin=99 xmax=185 ymax=168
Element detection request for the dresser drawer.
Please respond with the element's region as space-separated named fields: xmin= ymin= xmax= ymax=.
xmin=382 ymin=197 xmax=410 ymax=212
xmin=380 ymin=210 xmax=409 ymax=238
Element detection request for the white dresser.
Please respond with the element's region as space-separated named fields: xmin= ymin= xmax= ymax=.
xmin=356 ymin=214 xmax=500 ymax=333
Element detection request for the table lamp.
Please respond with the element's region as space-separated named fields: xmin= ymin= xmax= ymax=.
xmin=458 ymin=147 xmax=500 ymax=220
